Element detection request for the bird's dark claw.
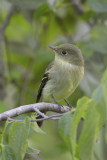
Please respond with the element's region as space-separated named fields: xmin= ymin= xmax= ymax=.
xmin=51 ymin=95 xmax=63 ymax=108
xmin=64 ymin=99 xmax=73 ymax=108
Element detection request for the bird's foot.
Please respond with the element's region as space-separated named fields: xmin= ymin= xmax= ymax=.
xmin=64 ymin=99 xmax=73 ymax=109
xmin=51 ymin=95 xmax=63 ymax=109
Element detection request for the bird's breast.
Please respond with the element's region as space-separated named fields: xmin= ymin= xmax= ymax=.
xmin=42 ymin=61 xmax=84 ymax=102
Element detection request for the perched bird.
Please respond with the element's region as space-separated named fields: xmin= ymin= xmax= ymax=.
xmin=36 ymin=43 xmax=84 ymax=126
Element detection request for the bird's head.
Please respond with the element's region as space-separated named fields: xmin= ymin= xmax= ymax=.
xmin=49 ymin=43 xmax=84 ymax=67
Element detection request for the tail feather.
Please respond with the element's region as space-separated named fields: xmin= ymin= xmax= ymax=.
xmin=36 ymin=111 xmax=46 ymax=127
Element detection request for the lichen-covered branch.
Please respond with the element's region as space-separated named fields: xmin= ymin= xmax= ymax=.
xmin=0 ymin=102 xmax=71 ymax=121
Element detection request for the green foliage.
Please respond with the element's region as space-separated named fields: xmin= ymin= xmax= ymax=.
xmin=1 ymin=117 xmax=31 ymax=160
xmin=7 ymin=0 xmax=45 ymax=10
xmin=59 ymin=112 xmax=72 ymax=151
xmin=78 ymin=100 xmax=99 ymax=160
xmin=59 ymin=70 xmax=107 ymax=160
xmin=102 ymin=70 xmax=107 ymax=142
xmin=2 ymin=145 xmax=16 ymax=160
xmin=90 ymin=24 xmax=107 ymax=54
xmin=87 ymin=0 xmax=107 ymax=13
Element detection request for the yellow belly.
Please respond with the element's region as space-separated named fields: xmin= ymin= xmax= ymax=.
xmin=42 ymin=60 xmax=84 ymax=102
xmin=42 ymin=77 xmax=75 ymax=102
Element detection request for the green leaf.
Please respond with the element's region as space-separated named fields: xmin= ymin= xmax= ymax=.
xmin=1 ymin=145 xmax=16 ymax=160
xmin=101 ymin=69 xmax=107 ymax=142
xmin=79 ymin=24 xmax=107 ymax=57
xmin=9 ymin=52 xmax=30 ymax=67
xmin=59 ymin=97 xmax=91 ymax=159
xmin=1 ymin=121 xmax=13 ymax=145
xmin=89 ymin=24 xmax=107 ymax=54
xmin=92 ymin=85 xmax=105 ymax=139
xmin=58 ymin=112 xmax=72 ymax=151
xmin=0 ymin=101 xmax=7 ymax=113
xmin=90 ymin=24 xmax=107 ymax=41
xmin=40 ymin=14 xmax=62 ymax=45
xmin=31 ymin=121 xmax=45 ymax=134
xmin=34 ymin=3 xmax=51 ymax=20
xmin=87 ymin=0 xmax=107 ymax=13
xmin=77 ymin=41 xmax=94 ymax=59
xmin=6 ymin=13 xmax=31 ymax=40
xmin=78 ymin=100 xmax=99 ymax=160
xmin=8 ymin=117 xmax=30 ymax=160
xmin=101 ymin=69 xmax=107 ymax=85
xmin=70 ymin=97 xmax=90 ymax=158
xmin=26 ymin=147 xmax=40 ymax=156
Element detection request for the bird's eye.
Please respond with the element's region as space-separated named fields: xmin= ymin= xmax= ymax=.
xmin=61 ymin=50 xmax=67 ymax=55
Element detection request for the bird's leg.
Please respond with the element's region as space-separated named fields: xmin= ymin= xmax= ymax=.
xmin=51 ymin=95 xmax=63 ymax=108
xmin=64 ymin=99 xmax=73 ymax=108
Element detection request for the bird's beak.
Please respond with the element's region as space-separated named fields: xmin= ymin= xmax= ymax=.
xmin=48 ymin=45 xmax=57 ymax=51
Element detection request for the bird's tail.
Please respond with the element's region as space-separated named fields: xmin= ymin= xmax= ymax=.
xmin=36 ymin=111 xmax=46 ymax=127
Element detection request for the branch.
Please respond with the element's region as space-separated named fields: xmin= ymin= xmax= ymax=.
xmin=0 ymin=5 xmax=18 ymax=36
xmin=0 ymin=5 xmax=18 ymax=100
xmin=7 ymin=113 xmax=66 ymax=122
xmin=0 ymin=102 xmax=71 ymax=121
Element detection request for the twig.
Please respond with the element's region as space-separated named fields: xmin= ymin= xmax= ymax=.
xmin=0 ymin=102 xmax=71 ymax=121
xmin=7 ymin=117 xmax=23 ymax=122
xmin=0 ymin=5 xmax=18 ymax=101
xmin=33 ymin=107 xmax=48 ymax=118
xmin=7 ymin=113 xmax=66 ymax=122
xmin=0 ymin=5 xmax=18 ymax=37
xmin=32 ymin=113 xmax=65 ymax=121
xmin=19 ymin=40 xmax=40 ymax=105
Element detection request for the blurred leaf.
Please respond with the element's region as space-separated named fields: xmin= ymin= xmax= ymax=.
xmin=93 ymin=85 xmax=105 ymax=139
xmin=90 ymin=24 xmax=107 ymax=42
xmin=102 ymin=69 xmax=107 ymax=84
xmin=70 ymin=97 xmax=90 ymax=158
xmin=41 ymin=14 xmax=62 ymax=45
xmin=90 ymin=24 xmax=107 ymax=54
xmin=1 ymin=121 xmax=12 ymax=145
xmin=9 ymin=52 xmax=30 ymax=67
xmin=26 ymin=147 xmax=40 ymax=155
xmin=79 ymin=24 xmax=107 ymax=58
xmin=8 ymin=41 xmax=34 ymax=56
xmin=6 ymin=13 xmax=32 ymax=40
xmin=35 ymin=3 xmax=51 ymax=20
xmin=59 ymin=112 xmax=72 ymax=151
xmin=81 ymin=10 xmax=95 ymax=21
xmin=10 ymin=70 xmax=21 ymax=80
xmin=1 ymin=145 xmax=16 ymax=160
xmin=0 ymin=101 xmax=7 ymax=113
xmin=55 ymin=0 xmax=66 ymax=8
xmin=31 ymin=122 xmax=45 ymax=134
xmin=87 ymin=0 xmax=107 ymax=13
xmin=8 ymin=117 xmax=30 ymax=159
xmin=7 ymin=0 xmax=45 ymax=9
xmin=78 ymin=100 xmax=99 ymax=160
xmin=13 ymin=114 xmax=31 ymax=121
xmin=101 ymin=69 xmax=107 ymax=142
xmin=77 ymin=41 xmax=94 ymax=59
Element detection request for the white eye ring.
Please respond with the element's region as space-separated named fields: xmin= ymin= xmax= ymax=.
xmin=61 ymin=50 xmax=67 ymax=55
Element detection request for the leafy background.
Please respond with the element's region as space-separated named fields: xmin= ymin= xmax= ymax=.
xmin=0 ymin=0 xmax=107 ymax=160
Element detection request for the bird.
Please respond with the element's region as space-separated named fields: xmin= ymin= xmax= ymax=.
xmin=36 ymin=43 xmax=84 ymax=126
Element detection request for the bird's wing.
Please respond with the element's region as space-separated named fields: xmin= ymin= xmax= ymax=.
xmin=45 ymin=61 xmax=54 ymax=72
xmin=36 ymin=61 xmax=54 ymax=103
xmin=36 ymin=73 xmax=49 ymax=103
